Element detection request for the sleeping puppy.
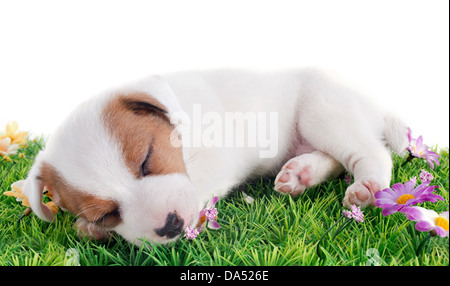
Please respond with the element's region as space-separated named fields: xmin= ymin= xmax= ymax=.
xmin=23 ymin=68 xmax=409 ymax=245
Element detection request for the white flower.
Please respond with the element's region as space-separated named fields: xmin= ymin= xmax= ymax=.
xmin=242 ymin=192 xmax=255 ymax=204
xmin=0 ymin=137 xmax=19 ymax=156
xmin=405 ymin=206 xmax=449 ymax=237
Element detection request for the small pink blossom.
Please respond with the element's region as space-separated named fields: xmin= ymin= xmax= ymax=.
xmin=198 ymin=196 xmax=220 ymax=230
xmin=184 ymin=196 xmax=221 ymax=240
xmin=204 ymin=207 xmax=218 ymax=222
xmin=184 ymin=226 xmax=199 ymax=240
xmin=343 ymin=205 xmax=364 ymax=223
xmin=342 ymin=209 xmax=352 ymax=219
xmin=344 ymin=174 xmax=352 ymax=185
xmin=419 ymin=169 xmax=434 ymax=183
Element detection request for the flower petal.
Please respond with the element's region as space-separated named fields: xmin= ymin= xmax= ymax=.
xmin=242 ymin=192 xmax=254 ymax=204
xmin=375 ymin=188 xmax=397 ymax=200
xmin=381 ymin=206 xmax=398 ymax=216
xmin=208 ymin=220 xmax=220 ymax=230
xmin=406 ymin=206 xmax=437 ymax=220
xmin=12 ymin=131 xmax=28 ymax=145
xmin=210 ymin=196 xmax=219 ymax=207
xmin=434 ymin=226 xmax=448 ymax=238
xmin=0 ymin=137 xmax=12 ymax=151
xmin=5 ymin=121 xmax=19 ymax=135
xmin=402 ymin=181 xmax=416 ymax=194
xmin=405 ymin=207 xmax=426 ymax=221
xmin=6 ymin=143 xmax=19 ymax=155
xmin=391 ymin=182 xmax=406 ymax=195
xmin=416 ymin=136 xmax=424 ymax=152
xmin=45 ymin=202 xmax=59 ymax=214
xmin=440 ymin=211 xmax=449 ymax=221
xmin=407 ymin=127 xmax=412 ymax=143
xmin=415 ymin=221 xmax=434 ymax=232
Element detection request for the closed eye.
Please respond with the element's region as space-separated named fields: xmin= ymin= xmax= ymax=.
xmin=141 ymin=143 xmax=153 ymax=177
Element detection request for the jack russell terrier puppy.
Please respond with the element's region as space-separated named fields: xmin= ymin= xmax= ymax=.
xmin=23 ymin=68 xmax=409 ymax=245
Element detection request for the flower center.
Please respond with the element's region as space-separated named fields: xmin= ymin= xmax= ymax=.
xmin=396 ymin=194 xmax=415 ymax=205
xmin=435 ymin=216 xmax=449 ymax=231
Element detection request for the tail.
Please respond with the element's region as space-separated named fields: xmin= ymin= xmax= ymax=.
xmin=383 ymin=113 xmax=409 ymax=156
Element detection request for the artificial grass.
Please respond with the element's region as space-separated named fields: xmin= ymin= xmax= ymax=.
xmin=0 ymin=138 xmax=448 ymax=266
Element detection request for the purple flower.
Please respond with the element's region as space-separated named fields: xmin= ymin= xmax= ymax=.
xmin=407 ymin=128 xmax=440 ymax=169
xmin=184 ymin=226 xmax=200 ymax=240
xmin=375 ymin=180 xmax=443 ymax=216
xmin=343 ymin=205 xmax=364 ymax=223
xmin=419 ymin=169 xmax=434 ymax=183
xmin=405 ymin=207 xmax=449 ymax=237
xmin=198 ymin=196 xmax=220 ymax=230
xmin=342 ymin=209 xmax=352 ymax=219
xmin=351 ymin=205 xmax=364 ymax=223
xmin=344 ymin=174 xmax=352 ymax=185
xmin=184 ymin=196 xmax=221 ymax=240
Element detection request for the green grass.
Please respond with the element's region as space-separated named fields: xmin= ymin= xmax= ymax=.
xmin=0 ymin=139 xmax=448 ymax=266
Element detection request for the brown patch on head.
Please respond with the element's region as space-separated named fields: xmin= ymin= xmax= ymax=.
xmin=39 ymin=162 xmax=122 ymax=228
xmin=102 ymin=92 xmax=186 ymax=178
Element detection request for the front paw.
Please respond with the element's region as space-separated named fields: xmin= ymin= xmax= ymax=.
xmin=74 ymin=218 xmax=112 ymax=241
xmin=343 ymin=179 xmax=380 ymax=208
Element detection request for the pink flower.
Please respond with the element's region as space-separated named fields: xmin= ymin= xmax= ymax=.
xmin=344 ymin=174 xmax=352 ymax=185
xmin=184 ymin=196 xmax=221 ymax=240
xmin=342 ymin=209 xmax=352 ymax=219
xmin=375 ymin=180 xmax=443 ymax=216
xmin=405 ymin=207 xmax=449 ymax=238
xmin=184 ymin=226 xmax=200 ymax=240
xmin=198 ymin=196 xmax=220 ymax=230
xmin=407 ymin=128 xmax=440 ymax=169
xmin=351 ymin=205 xmax=364 ymax=223
xmin=343 ymin=205 xmax=364 ymax=223
xmin=419 ymin=169 xmax=434 ymax=183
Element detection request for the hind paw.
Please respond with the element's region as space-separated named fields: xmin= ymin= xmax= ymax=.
xmin=274 ymin=160 xmax=312 ymax=197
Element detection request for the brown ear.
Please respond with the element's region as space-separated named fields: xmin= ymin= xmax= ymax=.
xmin=22 ymin=160 xmax=55 ymax=222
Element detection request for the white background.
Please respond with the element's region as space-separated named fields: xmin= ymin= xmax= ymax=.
xmin=1 ymin=0 xmax=448 ymax=148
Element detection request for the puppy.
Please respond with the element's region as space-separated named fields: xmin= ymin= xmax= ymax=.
xmin=23 ymin=68 xmax=409 ymax=245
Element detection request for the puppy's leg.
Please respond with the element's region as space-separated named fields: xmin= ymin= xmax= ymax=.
xmin=341 ymin=147 xmax=393 ymax=208
xmin=74 ymin=218 xmax=112 ymax=241
xmin=274 ymin=151 xmax=344 ymax=196
xmin=294 ymin=70 xmax=396 ymax=207
xmin=299 ymin=119 xmax=393 ymax=207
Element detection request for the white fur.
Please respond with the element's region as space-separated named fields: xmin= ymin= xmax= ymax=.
xmin=23 ymin=67 xmax=409 ymax=244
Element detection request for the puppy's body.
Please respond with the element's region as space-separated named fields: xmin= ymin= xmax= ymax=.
xmin=24 ymin=68 xmax=409 ymax=245
xmin=160 ymin=68 xmax=406 ymax=204
xmin=161 ymin=68 xmax=306 ymax=203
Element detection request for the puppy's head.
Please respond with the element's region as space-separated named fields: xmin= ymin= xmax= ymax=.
xmin=23 ymin=77 xmax=199 ymax=245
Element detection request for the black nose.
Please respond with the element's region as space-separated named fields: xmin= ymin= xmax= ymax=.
xmin=155 ymin=212 xmax=184 ymax=238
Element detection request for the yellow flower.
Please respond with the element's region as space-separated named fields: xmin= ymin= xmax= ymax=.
xmin=44 ymin=187 xmax=54 ymax=199
xmin=3 ymin=180 xmax=59 ymax=214
xmin=45 ymin=201 xmax=59 ymax=214
xmin=0 ymin=121 xmax=28 ymax=146
xmin=3 ymin=180 xmax=30 ymax=207
xmin=0 ymin=137 xmax=19 ymax=157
